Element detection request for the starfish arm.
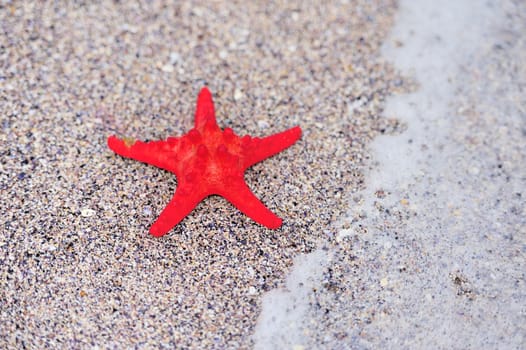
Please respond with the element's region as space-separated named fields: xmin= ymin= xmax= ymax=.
xmin=194 ymin=87 xmax=219 ymax=131
xmin=242 ymin=126 xmax=302 ymax=169
xmin=108 ymin=135 xmax=177 ymax=173
xmin=149 ymin=185 xmax=204 ymax=237
xmin=220 ymin=180 xmax=282 ymax=229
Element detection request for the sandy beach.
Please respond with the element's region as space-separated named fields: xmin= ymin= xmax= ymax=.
xmin=1 ymin=1 xmax=524 ymax=349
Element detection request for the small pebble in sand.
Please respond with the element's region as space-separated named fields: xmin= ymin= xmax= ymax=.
xmin=80 ymin=208 xmax=96 ymax=217
xmin=234 ymin=88 xmax=243 ymax=101
xmin=257 ymin=120 xmax=270 ymax=129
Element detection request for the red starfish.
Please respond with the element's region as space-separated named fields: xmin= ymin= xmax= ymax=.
xmin=108 ymin=87 xmax=302 ymax=237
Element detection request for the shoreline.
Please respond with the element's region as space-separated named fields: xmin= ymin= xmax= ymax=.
xmin=254 ymin=0 xmax=526 ymax=348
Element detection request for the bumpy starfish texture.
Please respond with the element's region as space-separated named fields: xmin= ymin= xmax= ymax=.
xmin=108 ymin=87 xmax=302 ymax=237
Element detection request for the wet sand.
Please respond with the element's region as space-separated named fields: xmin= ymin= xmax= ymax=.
xmin=254 ymin=0 xmax=526 ymax=348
